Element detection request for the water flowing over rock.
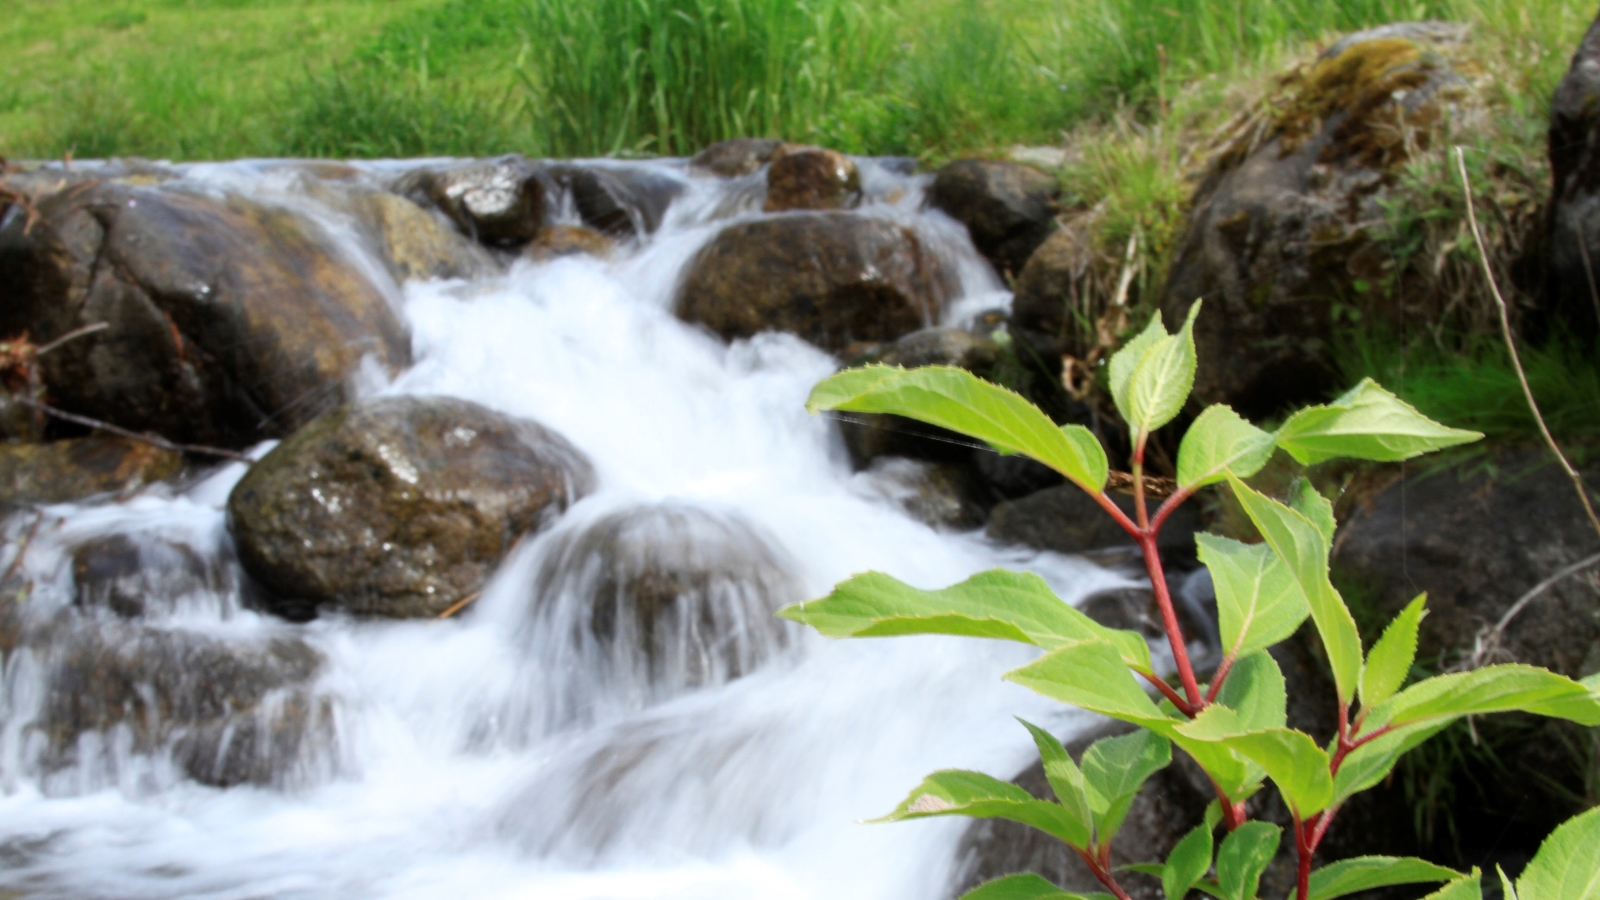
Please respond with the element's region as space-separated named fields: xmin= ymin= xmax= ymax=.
xmin=763 ymin=146 xmax=861 ymax=212
xmin=524 ymin=225 xmax=615 ymax=261
xmin=346 ymin=188 xmax=500 ymax=282
xmin=1547 ymin=8 xmax=1600 ymax=340
xmin=0 ymin=437 xmax=181 ymax=509
xmin=396 ymin=156 xmax=549 ymax=248
xmin=1159 ymin=22 xmax=1475 ymax=417
xmin=551 ymin=164 xmax=685 ymax=239
xmin=689 ymin=138 xmax=785 ymax=177
xmin=228 ymin=396 xmax=595 ymax=620
xmin=72 ymin=533 xmax=237 ymax=620
xmin=0 ymin=180 xmax=412 ymax=448
xmin=928 ymin=159 xmax=1060 ymax=279
xmin=674 ymin=212 xmax=951 ymax=351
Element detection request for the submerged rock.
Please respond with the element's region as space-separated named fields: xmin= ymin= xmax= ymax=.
xmin=71 ymin=533 xmax=235 ymax=620
xmin=0 ymin=437 xmax=181 ymax=509
xmin=523 ymin=225 xmax=615 ymax=262
xmin=689 ymin=138 xmax=785 ymax=177
xmin=854 ymin=457 xmax=990 ymax=531
xmin=1159 ymin=23 xmax=1476 ymax=417
xmin=551 ymin=164 xmax=684 ymax=239
xmin=675 ymin=212 xmax=950 ymax=352
xmin=763 ymin=146 xmax=861 ymax=212
xmin=229 ymin=396 xmax=594 ymax=620
xmin=1547 ymin=9 xmax=1600 ymax=340
xmin=928 ymin=159 xmax=1060 ymax=279
xmin=0 ymin=181 xmax=412 ymax=448
xmin=528 ymin=503 xmax=799 ymax=696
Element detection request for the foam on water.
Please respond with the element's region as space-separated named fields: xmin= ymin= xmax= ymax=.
xmin=0 ymin=158 xmax=1133 ymax=899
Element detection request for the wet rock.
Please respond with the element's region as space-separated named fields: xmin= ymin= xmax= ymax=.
xmin=1547 ymin=9 xmax=1600 ymax=340
xmin=529 ymin=503 xmax=799 ymax=695
xmin=838 ymin=327 xmax=1000 ymax=468
xmin=689 ymin=138 xmax=785 ymax=177
xmin=351 ymin=189 xmax=500 ymax=282
xmin=397 ymin=156 xmax=548 ymax=247
xmin=986 ymin=484 xmax=1202 ymax=564
xmin=71 ymin=534 xmax=234 ymax=619
xmin=551 ymin=164 xmax=684 ymax=239
xmin=524 ymin=225 xmax=615 ymax=262
xmin=1159 ymin=22 xmax=1475 ymax=418
xmin=0 ymin=437 xmax=181 ymax=509
xmin=1009 ymin=213 xmax=1101 ymax=357
xmin=0 ymin=181 xmax=412 ymax=448
xmin=674 ymin=212 xmax=950 ymax=352
xmin=229 ymin=396 xmax=595 ymax=620
xmin=763 ymin=146 xmax=861 ymax=212
xmin=35 ymin=621 xmax=334 ymax=788
xmin=855 ymin=458 xmax=990 ymax=531
xmin=973 ymin=450 xmax=1065 ymax=502
xmin=928 ymin=159 xmax=1060 ymax=279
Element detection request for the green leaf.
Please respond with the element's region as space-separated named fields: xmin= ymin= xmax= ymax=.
xmin=1216 ymin=821 xmax=1281 ymax=900
xmin=1004 ymin=641 xmax=1173 ymax=731
xmin=1196 ymin=535 xmax=1310 ymax=663
xmin=1178 ymin=710 xmax=1334 ymax=816
xmin=1081 ymin=729 xmax=1172 ymax=844
xmin=1191 ymin=880 xmax=1229 ymax=900
xmin=959 ymin=873 xmax=1103 ymax=900
xmin=1308 ymin=857 xmax=1461 ymax=900
xmin=1290 ymin=480 xmax=1336 ymax=545
xmin=1214 ymin=651 xmax=1288 ymax=731
xmin=1422 ymin=871 xmax=1483 ymax=900
xmin=1499 ymin=867 xmax=1520 ymax=900
xmin=1516 ymin=805 xmax=1600 ymax=900
xmin=806 ymin=365 xmax=1109 ymax=492
xmin=1275 ymin=378 xmax=1482 ymax=466
xmin=1331 ymin=720 xmax=1453 ymax=804
xmin=1126 ymin=301 xmax=1201 ymax=435
xmin=872 ymin=770 xmax=1091 ymax=850
xmin=1017 ymin=719 xmax=1093 ymax=847
xmin=1360 ymin=594 xmax=1427 ymax=709
xmin=1164 ymin=818 xmax=1216 ymax=900
xmin=1226 ymin=474 xmax=1363 ymax=704
xmin=1109 ymin=315 xmax=1168 ymax=423
xmin=778 ymin=569 xmax=1153 ymax=672
xmin=1177 ymin=405 xmax=1277 ymax=490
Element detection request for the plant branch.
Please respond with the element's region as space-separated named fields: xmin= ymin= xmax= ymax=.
xmin=1466 ymin=550 xmax=1600 ymax=670
xmin=1294 ymin=815 xmax=1313 ymax=900
xmin=1141 ymin=670 xmax=1196 ymax=716
xmin=17 ymin=397 xmax=251 ymax=462
xmin=1139 ymin=532 xmax=1203 ymax=708
xmin=1149 ymin=485 xmax=1196 ymax=533
xmin=1455 ymin=146 xmax=1600 ymax=544
xmin=2 ymin=513 xmax=43 ymax=584
xmin=1203 ymin=653 xmax=1236 ymax=705
xmin=1073 ymin=845 xmax=1135 ymax=900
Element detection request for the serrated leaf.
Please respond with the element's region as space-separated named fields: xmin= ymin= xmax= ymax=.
xmin=1360 ymin=594 xmax=1427 ymax=709
xmin=959 ymin=873 xmax=1104 ymax=900
xmin=1082 ymin=729 xmax=1171 ymax=844
xmin=1177 ymin=710 xmax=1334 ymax=816
xmin=1177 ymin=405 xmax=1277 ymax=490
xmin=1422 ymin=871 xmax=1483 ymax=900
xmin=1332 ymin=720 xmax=1453 ymax=804
xmin=873 ymin=770 xmax=1091 ymax=849
xmin=1126 ymin=302 xmax=1201 ymax=436
xmin=1290 ymin=479 xmax=1336 ymax=545
xmin=1214 ymin=651 xmax=1288 ymax=731
xmin=1275 ymin=378 xmax=1482 ymax=465
xmin=1515 ymin=804 xmax=1600 ymax=899
xmin=1500 ymin=867 xmax=1520 ymax=900
xmin=807 ymin=365 xmax=1110 ymax=491
xmin=778 ymin=569 xmax=1152 ymax=672
xmin=1216 ymin=821 xmax=1281 ymax=900
xmin=1164 ymin=818 xmax=1216 ymax=900
xmin=1308 ymin=857 xmax=1461 ymax=900
xmin=1004 ymin=641 xmax=1174 ymax=731
xmin=1109 ymin=315 xmax=1168 ymax=422
xmin=1197 ymin=534 xmax=1310 ymax=663
xmin=1226 ymin=474 xmax=1363 ymax=704
xmin=1018 ymin=719 xmax=1093 ymax=848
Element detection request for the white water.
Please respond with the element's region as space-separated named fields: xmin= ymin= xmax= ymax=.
xmin=0 ymin=159 xmax=1136 ymax=899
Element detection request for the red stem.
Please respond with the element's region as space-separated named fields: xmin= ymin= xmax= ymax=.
xmin=1294 ymin=815 xmax=1314 ymax=900
xmin=1073 ymin=845 xmax=1135 ymax=900
xmin=1150 ymin=485 xmax=1197 ymax=533
xmin=1140 ymin=670 xmax=1196 ymax=717
xmin=1139 ymin=532 xmax=1204 ymax=708
xmin=1133 ymin=434 xmax=1150 ymax=531
xmin=1203 ymin=770 xmax=1247 ymax=831
xmin=1204 ymin=653 xmax=1236 ymax=705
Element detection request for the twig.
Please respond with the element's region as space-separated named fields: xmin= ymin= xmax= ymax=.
xmin=35 ymin=322 xmax=109 ymax=356
xmin=16 ymin=397 xmax=251 ymax=462
xmin=1466 ymin=550 xmax=1600 ymax=670
xmin=435 ymin=590 xmax=483 ymax=620
xmin=2 ymin=513 xmax=43 ymax=584
xmin=1454 ymin=146 xmax=1600 ymax=544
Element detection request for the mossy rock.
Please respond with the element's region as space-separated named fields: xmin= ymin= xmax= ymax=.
xmin=0 ymin=436 xmax=181 ymax=509
xmin=763 ymin=146 xmax=861 ymax=213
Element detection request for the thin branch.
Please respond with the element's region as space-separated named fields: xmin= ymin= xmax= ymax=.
xmin=35 ymin=322 xmax=109 ymax=356
xmin=1466 ymin=550 xmax=1600 ymax=669
xmin=17 ymin=397 xmax=250 ymax=462
xmin=1141 ymin=670 xmax=1196 ymax=717
xmin=1455 ymin=146 xmax=1600 ymax=543
xmin=435 ymin=590 xmax=483 ymax=620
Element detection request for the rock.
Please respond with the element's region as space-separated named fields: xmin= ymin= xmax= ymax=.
xmin=352 ymin=189 xmax=500 ymax=282
xmin=1547 ymin=9 xmax=1600 ymax=340
xmin=689 ymin=138 xmax=785 ymax=177
xmin=0 ymin=437 xmax=181 ymax=508
xmin=928 ymin=159 xmax=1060 ymax=279
xmin=397 ymin=156 xmax=548 ymax=247
xmin=33 ymin=619 xmax=334 ymax=788
xmin=837 ymin=327 xmax=1001 ymax=468
xmin=72 ymin=533 xmax=235 ymax=619
xmin=228 ymin=396 xmax=595 ymax=620
xmin=0 ymin=181 xmax=412 ymax=448
xmin=973 ymin=450 xmax=1065 ymax=501
xmin=674 ymin=212 xmax=951 ymax=352
xmin=551 ymin=164 xmax=684 ymax=239
xmin=1159 ymin=23 xmax=1475 ymax=418
xmin=987 ymin=484 xmax=1202 ymax=564
xmin=528 ymin=503 xmax=799 ymax=695
xmin=1009 ymin=213 xmax=1101 ymax=357
xmin=763 ymin=146 xmax=861 ymax=212
xmin=524 ymin=225 xmax=615 ymax=262
xmin=854 ymin=458 xmax=990 ymax=531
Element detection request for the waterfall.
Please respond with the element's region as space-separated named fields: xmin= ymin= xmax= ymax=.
xmin=0 ymin=156 xmax=1134 ymax=900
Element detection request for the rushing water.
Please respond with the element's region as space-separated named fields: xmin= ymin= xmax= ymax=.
xmin=0 ymin=158 xmax=1140 ymax=899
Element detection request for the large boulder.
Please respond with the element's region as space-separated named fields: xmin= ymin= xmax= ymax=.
xmin=674 ymin=212 xmax=952 ymax=352
xmin=347 ymin=189 xmax=500 ymax=282
xmin=1547 ymin=10 xmax=1600 ymax=340
xmin=1008 ymin=212 xmax=1103 ymax=358
xmin=763 ymin=146 xmax=861 ymax=212
xmin=228 ymin=396 xmax=595 ymax=620
xmin=0 ymin=436 xmax=181 ymax=509
xmin=1159 ymin=23 xmax=1474 ymax=418
xmin=396 ymin=156 xmax=548 ymax=248
xmin=0 ymin=181 xmax=412 ymax=448
xmin=927 ymin=159 xmax=1060 ymax=279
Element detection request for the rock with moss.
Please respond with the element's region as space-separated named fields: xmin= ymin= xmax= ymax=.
xmin=524 ymin=225 xmax=615 ymax=262
xmin=352 ymin=189 xmax=501 ymax=282
xmin=764 ymin=146 xmax=861 ymax=212
xmin=0 ymin=181 xmax=412 ymax=448
xmin=228 ymin=396 xmax=595 ymax=620
xmin=0 ymin=437 xmax=182 ymax=509
xmin=1547 ymin=8 xmax=1600 ymax=340
xmin=928 ymin=159 xmax=1060 ymax=279
xmin=689 ymin=138 xmax=786 ymax=177
xmin=674 ymin=212 xmax=952 ymax=352
xmin=1159 ymin=22 xmax=1476 ymax=418
xmin=396 ymin=156 xmax=549 ymax=248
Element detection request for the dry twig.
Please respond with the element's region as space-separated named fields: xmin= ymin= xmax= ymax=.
xmin=1465 ymin=551 xmax=1600 ymax=670
xmin=435 ymin=591 xmax=483 ymax=620
xmin=17 ymin=396 xmax=250 ymax=463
